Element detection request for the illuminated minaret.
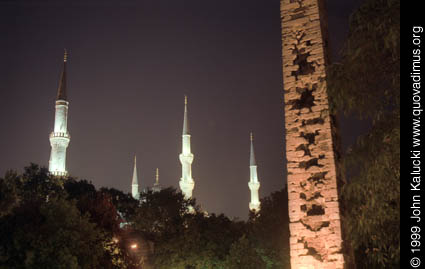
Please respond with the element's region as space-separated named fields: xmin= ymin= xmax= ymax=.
xmin=248 ymin=132 xmax=261 ymax=212
xmin=131 ymin=155 xmax=139 ymax=200
xmin=48 ymin=50 xmax=71 ymax=176
xmin=179 ymin=96 xmax=195 ymax=199
xmin=152 ymin=168 xmax=162 ymax=193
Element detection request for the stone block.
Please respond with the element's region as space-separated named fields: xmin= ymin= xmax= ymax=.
xmin=282 ymin=0 xmax=345 ymax=267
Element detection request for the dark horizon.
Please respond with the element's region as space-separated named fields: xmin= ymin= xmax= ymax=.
xmin=0 ymin=0 xmax=363 ymax=219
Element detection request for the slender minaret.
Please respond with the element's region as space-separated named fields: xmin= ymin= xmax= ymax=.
xmin=179 ymin=96 xmax=195 ymax=199
xmin=131 ymin=155 xmax=139 ymax=200
xmin=152 ymin=168 xmax=162 ymax=193
xmin=48 ymin=50 xmax=71 ymax=177
xmin=248 ymin=132 xmax=261 ymax=212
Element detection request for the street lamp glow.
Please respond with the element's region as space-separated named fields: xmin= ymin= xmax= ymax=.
xmin=130 ymin=243 xmax=138 ymax=249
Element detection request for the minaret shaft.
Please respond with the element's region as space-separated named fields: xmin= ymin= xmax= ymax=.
xmin=179 ymin=97 xmax=194 ymax=199
xmin=248 ymin=134 xmax=260 ymax=212
xmin=53 ymin=103 xmax=69 ymax=133
xmin=152 ymin=168 xmax=161 ymax=193
xmin=49 ymin=51 xmax=70 ymax=177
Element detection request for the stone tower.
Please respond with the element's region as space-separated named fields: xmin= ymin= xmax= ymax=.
xmin=132 ymin=155 xmax=140 ymax=200
xmin=179 ymin=96 xmax=195 ymax=199
xmin=280 ymin=0 xmax=345 ymax=268
xmin=248 ymin=133 xmax=261 ymax=212
xmin=49 ymin=50 xmax=71 ymax=177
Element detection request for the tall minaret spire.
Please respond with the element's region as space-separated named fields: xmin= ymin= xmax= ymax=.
xmin=131 ymin=155 xmax=139 ymax=200
xmin=48 ymin=49 xmax=71 ymax=176
xmin=57 ymin=49 xmax=67 ymax=100
xmin=179 ymin=95 xmax=195 ymax=199
xmin=248 ymin=132 xmax=261 ymax=212
xmin=183 ymin=95 xmax=189 ymax=135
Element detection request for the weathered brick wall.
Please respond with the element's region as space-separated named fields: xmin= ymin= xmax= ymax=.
xmin=280 ymin=0 xmax=345 ymax=268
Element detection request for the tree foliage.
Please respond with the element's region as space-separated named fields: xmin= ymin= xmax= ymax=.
xmin=131 ymin=187 xmax=196 ymax=242
xmin=0 ymin=172 xmax=19 ymax=218
xmin=0 ymin=197 xmax=107 ymax=268
xmin=327 ymin=0 xmax=400 ymax=267
xmin=1 ymin=165 xmax=291 ymax=268
xmin=130 ymin=187 xmax=244 ymax=269
xmin=328 ymin=0 xmax=400 ymax=120
xmin=223 ymin=235 xmax=266 ymax=269
xmin=246 ymin=188 xmax=290 ymax=269
xmin=0 ymin=165 xmax=127 ymax=268
xmin=100 ymin=187 xmax=139 ymax=222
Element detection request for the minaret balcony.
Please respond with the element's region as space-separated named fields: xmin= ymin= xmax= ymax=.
xmin=49 ymin=170 xmax=68 ymax=177
xmin=248 ymin=181 xmax=260 ymax=190
xmin=50 ymin=132 xmax=70 ymax=139
xmin=179 ymin=153 xmax=194 ymax=163
xmin=55 ymin=100 xmax=69 ymax=106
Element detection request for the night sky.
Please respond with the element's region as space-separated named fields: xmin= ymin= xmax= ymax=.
xmin=0 ymin=0 xmax=362 ymax=219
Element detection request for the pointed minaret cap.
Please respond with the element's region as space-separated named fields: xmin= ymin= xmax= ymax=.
xmin=56 ymin=49 xmax=68 ymax=101
xmin=132 ymin=155 xmax=138 ymax=185
xmin=250 ymin=132 xmax=256 ymax=166
xmin=182 ymin=95 xmax=190 ymax=135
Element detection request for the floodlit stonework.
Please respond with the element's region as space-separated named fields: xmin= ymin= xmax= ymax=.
xmin=248 ymin=133 xmax=261 ymax=212
xmin=280 ymin=0 xmax=345 ymax=268
xmin=49 ymin=50 xmax=70 ymax=177
xmin=179 ymin=96 xmax=195 ymax=199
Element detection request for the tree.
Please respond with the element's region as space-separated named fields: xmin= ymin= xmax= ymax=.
xmin=129 ymin=187 xmax=195 ymax=268
xmin=130 ymin=187 xmax=247 ymax=269
xmin=100 ymin=187 xmax=139 ymax=222
xmin=0 ymin=165 xmax=128 ymax=268
xmin=131 ymin=187 xmax=196 ymax=242
xmin=224 ymin=235 xmax=267 ymax=269
xmin=0 ymin=198 xmax=106 ymax=268
xmin=247 ymin=188 xmax=290 ymax=269
xmin=64 ymin=179 xmax=122 ymax=236
xmin=0 ymin=171 xmax=20 ymax=218
xmin=328 ymin=0 xmax=400 ymax=120
xmin=153 ymin=213 xmax=244 ymax=269
xmin=64 ymin=178 xmax=131 ymax=267
xmin=64 ymin=178 xmax=97 ymax=200
xmin=0 ymin=164 xmax=65 ymax=218
xmin=327 ymin=0 xmax=400 ymax=267
xmin=12 ymin=163 xmax=66 ymax=202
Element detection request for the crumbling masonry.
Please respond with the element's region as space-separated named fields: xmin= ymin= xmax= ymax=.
xmin=280 ymin=0 xmax=346 ymax=268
